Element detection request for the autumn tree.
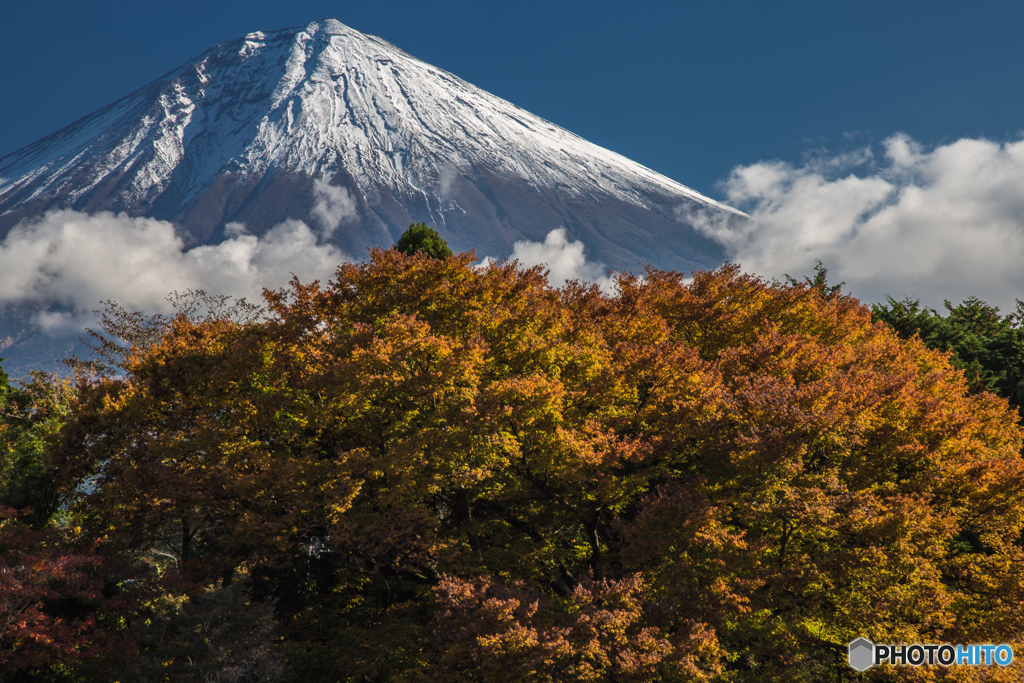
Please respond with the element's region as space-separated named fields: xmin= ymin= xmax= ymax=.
xmin=0 ymin=365 xmax=143 ymax=681
xmin=50 ymin=255 xmax=1024 ymax=682
xmin=0 ymin=507 xmax=137 ymax=680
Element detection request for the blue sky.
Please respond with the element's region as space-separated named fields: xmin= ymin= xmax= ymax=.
xmin=3 ymin=0 xmax=1023 ymax=198
xmin=3 ymin=0 xmax=1024 ymax=312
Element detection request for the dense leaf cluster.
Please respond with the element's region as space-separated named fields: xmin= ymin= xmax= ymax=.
xmin=394 ymin=222 xmax=453 ymax=259
xmin=3 ymin=253 xmax=1024 ymax=682
xmin=0 ymin=368 xmax=73 ymax=527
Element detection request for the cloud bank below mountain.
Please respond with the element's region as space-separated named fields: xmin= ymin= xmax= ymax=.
xmin=0 ymin=210 xmax=348 ymax=331
xmin=694 ymin=134 xmax=1024 ymax=311
xmin=0 ymin=211 xmax=618 ymax=340
xmin=496 ymin=228 xmax=617 ymax=293
xmin=9 ymin=131 xmax=1023 ymax=362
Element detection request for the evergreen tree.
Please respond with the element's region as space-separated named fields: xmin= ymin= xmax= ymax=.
xmin=872 ymin=295 xmax=1024 ymax=414
xmin=394 ymin=222 xmax=452 ymax=258
xmin=784 ymin=259 xmax=846 ymax=299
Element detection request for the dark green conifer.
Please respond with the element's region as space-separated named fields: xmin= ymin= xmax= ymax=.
xmin=394 ymin=222 xmax=452 ymax=259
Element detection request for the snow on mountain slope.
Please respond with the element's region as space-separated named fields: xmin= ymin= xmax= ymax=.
xmin=0 ymin=19 xmax=741 ymax=272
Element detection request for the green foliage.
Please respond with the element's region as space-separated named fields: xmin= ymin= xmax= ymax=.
xmin=0 ymin=369 xmax=74 ymax=528
xmin=394 ymin=222 xmax=453 ymax=259
xmin=872 ymin=295 xmax=1024 ymax=413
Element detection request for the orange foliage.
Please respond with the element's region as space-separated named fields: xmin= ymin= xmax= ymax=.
xmin=51 ymin=255 xmax=1024 ymax=681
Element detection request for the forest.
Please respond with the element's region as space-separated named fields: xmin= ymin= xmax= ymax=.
xmin=3 ymin=227 xmax=1024 ymax=682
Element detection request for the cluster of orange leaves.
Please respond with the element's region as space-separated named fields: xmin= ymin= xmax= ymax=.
xmin=50 ymin=251 xmax=1024 ymax=681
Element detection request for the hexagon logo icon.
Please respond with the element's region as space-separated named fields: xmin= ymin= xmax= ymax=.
xmin=848 ymin=637 xmax=874 ymax=671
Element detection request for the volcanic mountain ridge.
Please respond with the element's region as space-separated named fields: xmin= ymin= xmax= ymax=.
xmin=0 ymin=19 xmax=742 ymax=272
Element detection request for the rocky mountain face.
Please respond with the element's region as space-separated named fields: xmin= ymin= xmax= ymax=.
xmin=0 ymin=19 xmax=741 ymax=272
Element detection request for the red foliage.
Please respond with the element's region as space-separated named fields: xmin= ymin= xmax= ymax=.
xmin=0 ymin=507 xmax=106 ymax=670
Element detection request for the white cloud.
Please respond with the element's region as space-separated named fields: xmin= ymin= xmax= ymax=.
xmin=0 ymin=210 xmax=348 ymax=331
xmin=224 ymin=221 xmax=248 ymax=237
xmin=696 ymin=134 xmax=1024 ymax=311
xmin=310 ymin=178 xmax=357 ymax=237
xmin=437 ymin=165 xmax=460 ymax=199
xmin=481 ymin=228 xmax=616 ymax=293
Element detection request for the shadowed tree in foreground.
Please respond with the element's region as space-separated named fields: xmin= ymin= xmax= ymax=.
xmin=25 ymin=254 xmax=1024 ymax=682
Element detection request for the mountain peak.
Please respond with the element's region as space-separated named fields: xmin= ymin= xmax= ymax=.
xmin=0 ymin=20 xmax=738 ymax=271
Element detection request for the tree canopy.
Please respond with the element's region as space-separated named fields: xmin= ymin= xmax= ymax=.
xmin=394 ymin=222 xmax=453 ymax=259
xmin=872 ymin=296 xmax=1024 ymax=415
xmin=6 ymin=253 xmax=1024 ymax=681
xmin=0 ymin=368 xmax=74 ymax=528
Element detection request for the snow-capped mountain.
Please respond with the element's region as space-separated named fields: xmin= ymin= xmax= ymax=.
xmin=0 ymin=19 xmax=740 ymax=271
